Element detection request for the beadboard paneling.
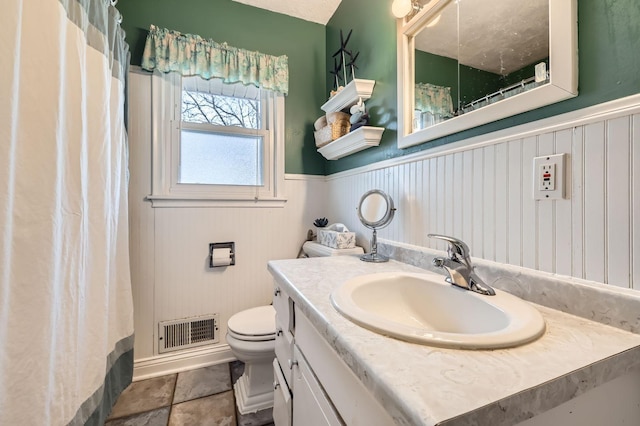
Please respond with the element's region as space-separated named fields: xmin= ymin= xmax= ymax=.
xmin=607 ymin=116 xmax=631 ymax=288
xmin=326 ymin=109 xmax=640 ymax=291
xmin=583 ymin=122 xmax=607 ymax=284
xmin=152 ymin=178 xmax=325 ymax=352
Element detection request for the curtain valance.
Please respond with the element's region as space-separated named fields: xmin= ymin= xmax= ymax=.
xmin=415 ymin=82 xmax=454 ymax=118
xmin=141 ymin=25 xmax=289 ymax=95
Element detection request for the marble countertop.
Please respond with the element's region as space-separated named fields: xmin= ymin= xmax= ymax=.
xmin=268 ymin=255 xmax=640 ymax=426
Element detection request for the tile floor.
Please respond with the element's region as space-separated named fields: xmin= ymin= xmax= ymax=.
xmin=106 ymin=361 xmax=274 ymax=426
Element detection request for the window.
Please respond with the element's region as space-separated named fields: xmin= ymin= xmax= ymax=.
xmin=149 ymin=72 xmax=285 ymax=207
xmin=179 ymin=79 xmax=265 ymax=186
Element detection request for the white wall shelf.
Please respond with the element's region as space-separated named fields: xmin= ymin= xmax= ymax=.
xmin=317 ymin=126 xmax=384 ymax=160
xmin=321 ymin=79 xmax=376 ymax=113
xmin=319 ymin=78 xmax=382 ymax=160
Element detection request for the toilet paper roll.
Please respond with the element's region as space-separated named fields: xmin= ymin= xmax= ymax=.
xmin=211 ymin=248 xmax=232 ymax=267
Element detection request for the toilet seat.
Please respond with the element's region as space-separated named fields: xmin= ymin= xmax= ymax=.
xmin=228 ymin=305 xmax=276 ymax=341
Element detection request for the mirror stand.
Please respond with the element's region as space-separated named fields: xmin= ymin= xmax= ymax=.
xmin=361 ymin=228 xmax=388 ymax=263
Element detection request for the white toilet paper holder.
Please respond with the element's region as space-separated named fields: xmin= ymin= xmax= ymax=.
xmin=209 ymin=242 xmax=235 ymax=268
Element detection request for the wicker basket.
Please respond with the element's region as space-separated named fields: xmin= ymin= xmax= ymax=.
xmin=330 ymin=119 xmax=350 ymax=140
xmin=327 ymin=111 xmax=351 ymax=140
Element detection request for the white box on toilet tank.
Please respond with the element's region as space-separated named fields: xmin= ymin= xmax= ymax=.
xmin=316 ymin=223 xmax=356 ymax=249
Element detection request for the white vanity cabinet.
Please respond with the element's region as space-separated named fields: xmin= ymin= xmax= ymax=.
xmin=268 ymin=256 xmax=640 ymax=426
xmin=272 ymin=281 xmax=394 ymax=426
xmin=292 ymin=346 xmax=343 ymax=426
xmin=272 ymin=282 xmax=346 ymax=426
xmin=294 ymin=307 xmax=394 ymax=426
xmin=272 ymin=284 xmax=294 ymax=425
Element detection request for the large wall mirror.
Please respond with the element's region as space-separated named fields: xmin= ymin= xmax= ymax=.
xmin=397 ymin=0 xmax=578 ymax=149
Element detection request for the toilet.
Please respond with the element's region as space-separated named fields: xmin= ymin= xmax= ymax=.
xmin=226 ymin=241 xmax=364 ymax=414
xmin=227 ymin=305 xmax=277 ymax=414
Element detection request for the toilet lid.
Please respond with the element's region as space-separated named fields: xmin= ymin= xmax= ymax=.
xmin=228 ymin=305 xmax=276 ymax=337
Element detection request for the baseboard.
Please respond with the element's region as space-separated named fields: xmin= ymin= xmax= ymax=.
xmin=133 ymin=344 xmax=235 ymax=381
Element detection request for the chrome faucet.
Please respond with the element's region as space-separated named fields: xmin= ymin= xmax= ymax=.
xmin=428 ymin=234 xmax=496 ymax=296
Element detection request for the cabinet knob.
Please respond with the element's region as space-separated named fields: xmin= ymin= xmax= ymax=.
xmin=288 ymin=359 xmax=298 ymax=369
xmin=274 ymin=288 xmax=281 ymax=296
xmin=276 ymin=328 xmax=283 ymax=336
xmin=273 ymin=381 xmax=280 ymax=390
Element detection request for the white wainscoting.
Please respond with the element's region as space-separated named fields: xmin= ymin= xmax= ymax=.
xmin=128 ymin=70 xmax=327 ymax=378
xmin=326 ymin=95 xmax=640 ymax=291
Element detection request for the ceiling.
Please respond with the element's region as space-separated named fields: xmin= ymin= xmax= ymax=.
xmin=232 ymin=0 xmax=343 ymax=25
xmin=415 ymin=0 xmax=549 ymax=75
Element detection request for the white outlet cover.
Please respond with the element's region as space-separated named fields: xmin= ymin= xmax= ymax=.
xmin=533 ymin=153 xmax=566 ymax=200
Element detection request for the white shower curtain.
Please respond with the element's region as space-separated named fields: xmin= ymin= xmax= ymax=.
xmin=0 ymin=1 xmax=133 ymax=425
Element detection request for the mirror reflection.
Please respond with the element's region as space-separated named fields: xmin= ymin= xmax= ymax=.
xmin=413 ymin=0 xmax=549 ymax=131
xmin=359 ymin=193 xmax=389 ymax=225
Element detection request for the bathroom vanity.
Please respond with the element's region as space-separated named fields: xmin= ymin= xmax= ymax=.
xmin=268 ymin=250 xmax=640 ymax=426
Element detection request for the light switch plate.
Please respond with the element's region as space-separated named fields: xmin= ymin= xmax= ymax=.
xmin=533 ymin=153 xmax=566 ymax=200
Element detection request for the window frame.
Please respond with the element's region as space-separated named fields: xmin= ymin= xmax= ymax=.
xmin=148 ymin=71 xmax=286 ymax=207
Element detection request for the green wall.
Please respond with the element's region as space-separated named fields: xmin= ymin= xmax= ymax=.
xmin=459 ymin=65 xmax=504 ymax=109
xmin=325 ymin=0 xmax=640 ymax=174
xmin=117 ymin=0 xmax=327 ymax=175
xmin=414 ymin=50 xmax=458 ymax=107
xmin=414 ymin=51 xmax=533 ymax=112
xmin=118 ymin=0 xmax=640 ymax=175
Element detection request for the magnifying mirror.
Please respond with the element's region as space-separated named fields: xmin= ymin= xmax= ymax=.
xmin=357 ymin=190 xmax=396 ymax=262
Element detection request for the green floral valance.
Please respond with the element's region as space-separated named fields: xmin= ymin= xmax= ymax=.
xmin=141 ymin=25 xmax=289 ymax=95
xmin=415 ymin=82 xmax=454 ymax=117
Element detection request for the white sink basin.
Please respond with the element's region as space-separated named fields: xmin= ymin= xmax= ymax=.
xmin=330 ymin=271 xmax=545 ymax=349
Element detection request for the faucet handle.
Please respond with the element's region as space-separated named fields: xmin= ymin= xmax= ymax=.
xmin=427 ymin=234 xmax=471 ymax=261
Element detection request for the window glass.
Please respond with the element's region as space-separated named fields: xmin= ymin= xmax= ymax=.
xmin=179 ymin=130 xmax=263 ymax=186
xmin=181 ymin=90 xmax=261 ymax=129
xmin=178 ymin=77 xmax=266 ymax=187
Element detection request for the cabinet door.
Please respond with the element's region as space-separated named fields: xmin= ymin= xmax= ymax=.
xmin=275 ymin=324 xmax=294 ymax=387
xmin=273 ymin=359 xmax=292 ymax=426
xmin=274 ymin=283 xmax=295 ymax=386
xmin=292 ymin=346 xmax=344 ymax=426
xmin=272 ymin=283 xmax=293 ymax=333
xmin=294 ymin=307 xmax=394 ymax=426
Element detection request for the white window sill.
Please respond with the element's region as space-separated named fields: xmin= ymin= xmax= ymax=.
xmin=146 ymin=195 xmax=288 ymax=208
